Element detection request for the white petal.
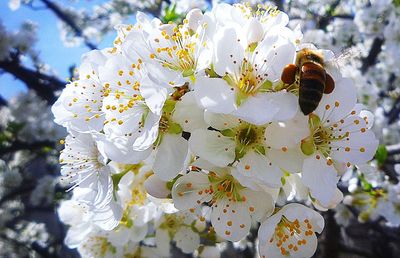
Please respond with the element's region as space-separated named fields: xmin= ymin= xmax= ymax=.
xmin=203 ymin=110 xmax=240 ymax=130
xmin=194 ymin=77 xmax=236 ymax=114
xmin=242 ymin=189 xmax=274 ymax=221
xmin=174 ymin=227 xmax=200 ymax=254
xmin=172 ymin=92 xmax=208 ymax=132
xmin=281 ymin=203 xmax=325 ymax=234
xmin=254 ymin=34 xmax=296 ymax=82
xmin=153 ymin=134 xmax=189 ymax=181
xmin=302 ymin=153 xmax=339 ymax=207
xmin=232 ymin=93 xmax=280 ymax=125
xmin=155 ymin=229 xmax=170 ymax=254
xmin=268 ymin=147 xmax=305 ymax=173
xmin=257 ymin=213 xmax=282 ymax=245
xmin=131 ymin=112 xmax=161 ymax=151
xmin=144 ymin=174 xmax=170 ymax=198
xmin=265 ymin=113 xmax=309 ymax=149
xmin=189 ymin=129 xmax=235 ymax=167
xmin=211 ymin=199 xmax=251 ymax=242
xmin=315 ymin=77 xmax=357 ymax=122
xmin=140 ymin=75 xmax=168 ymax=115
xmin=244 ymin=18 xmax=264 ymax=44
xmin=214 ymin=27 xmax=244 ymax=76
xmin=330 ymin=119 xmax=378 ymax=165
xmin=172 ymin=172 xmax=211 ymax=211
xmin=94 ymin=133 xmax=151 ymax=164
xmin=236 ymin=151 xmax=283 ymax=188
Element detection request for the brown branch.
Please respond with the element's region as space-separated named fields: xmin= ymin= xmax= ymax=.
xmin=40 ymin=0 xmax=97 ymax=50
xmin=361 ymin=37 xmax=384 ymax=74
xmin=0 ymin=185 xmax=35 ymax=207
xmin=339 ymin=244 xmax=375 ymax=258
xmin=320 ymin=211 xmax=340 ymax=258
xmin=0 ymin=54 xmax=65 ymax=104
xmin=0 ymin=139 xmax=55 ymax=157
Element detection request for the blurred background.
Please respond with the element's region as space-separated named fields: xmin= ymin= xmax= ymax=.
xmin=1 ymin=0 xmax=400 ymax=257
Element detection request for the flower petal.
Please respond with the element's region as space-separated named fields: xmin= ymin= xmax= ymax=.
xmin=172 ymin=172 xmax=212 ymax=211
xmin=194 ymin=77 xmax=236 ymax=114
xmin=242 ymin=189 xmax=274 ymax=221
xmin=236 ymin=151 xmax=283 ymax=188
xmin=302 ymin=153 xmax=339 ymax=207
xmin=204 ymin=110 xmax=240 ymax=131
xmin=153 ymin=134 xmax=189 ymax=181
xmin=189 ymin=129 xmax=236 ymax=167
xmin=174 ymin=227 xmax=200 ymax=254
xmin=211 ymin=199 xmax=251 ymax=242
xmin=173 ymin=92 xmax=208 ymax=132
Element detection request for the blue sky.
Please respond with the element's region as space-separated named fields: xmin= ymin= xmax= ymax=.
xmin=0 ymin=0 xmax=120 ymax=100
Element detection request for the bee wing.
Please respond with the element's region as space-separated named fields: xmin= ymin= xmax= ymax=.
xmin=325 ymin=48 xmax=361 ymax=77
xmin=326 ymin=48 xmax=361 ymax=69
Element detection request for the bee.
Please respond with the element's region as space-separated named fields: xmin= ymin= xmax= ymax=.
xmin=281 ymin=48 xmax=335 ymax=115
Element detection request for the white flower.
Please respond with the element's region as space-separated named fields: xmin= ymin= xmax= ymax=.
xmin=195 ymin=27 xmax=297 ymax=125
xmin=189 ymin=112 xmax=284 ymax=189
xmin=116 ymin=164 xmax=157 ymax=228
xmin=172 ymin=167 xmax=274 ymax=241
xmin=52 ymin=50 xmax=110 ymax=133
xmin=155 ymin=212 xmax=200 ymax=255
xmin=8 ymin=0 xmax=21 ymax=11
xmin=151 ymin=90 xmax=207 ymax=181
xmin=258 ymin=203 xmax=324 ymax=258
xmin=298 ymin=80 xmax=378 ymax=206
xmin=123 ymin=11 xmax=210 ymax=84
xmin=60 ymin=133 xmax=107 ymax=189
xmin=99 ymin=46 xmax=171 ymax=149
xmin=59 ymin=133 xmax=122 ymax=230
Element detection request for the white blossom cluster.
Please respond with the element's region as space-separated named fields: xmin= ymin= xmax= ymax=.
xmin=51 ymin=2 xmax=381 ymax=258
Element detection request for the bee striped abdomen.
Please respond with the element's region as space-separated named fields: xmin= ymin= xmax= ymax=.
xmin=299 ymin=62 xmax=326 ymax=115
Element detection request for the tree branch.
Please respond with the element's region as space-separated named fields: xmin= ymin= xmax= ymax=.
xmin=361 ymin=37 xmax=384 ymax=74
xmin=0 ymin=139 xmax=55 ymax=157
xmin=0 ymin=94 xmax=8 ymax=106
xmin=39 ymin=0 xmax=97 ymax=50
xmin=0 ymin=54 xmax=65 ymax=104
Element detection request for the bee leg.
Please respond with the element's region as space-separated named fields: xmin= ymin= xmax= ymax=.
xmin=281 ymin=64 xmax=298 ymax=85
xmin=324 ymin=74 xmax=335 ymax=94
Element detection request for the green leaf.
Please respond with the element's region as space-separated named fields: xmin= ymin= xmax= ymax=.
xmin=358 ymin=173 xmax=373 ymax=192
xmin=375 ymin=144 xmax=388 ymax=167
xmin=162 ymin=4 xmax=183 ymax=23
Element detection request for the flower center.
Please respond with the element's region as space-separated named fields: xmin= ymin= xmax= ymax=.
xmin=268 ymin=216 xmax=314 ymax=256
xmin=236 ymin=3 xmax=281 ymax=22
xmin=301 ymin=114 xmax=348 ymax=157
xmin=150 ymin=23 xmax=199 ymax=76
xmin=82 ymin=236 xmax=115 ymax=257
xmin=160 ymin=214 xmax=185 ymax=236
xmin=209 ymin=173 xmax=245 ymax=202
xmin=229 ymin=123 xmax=266 ymax=159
